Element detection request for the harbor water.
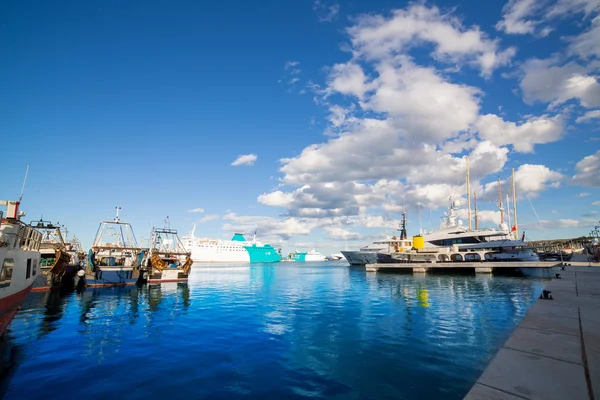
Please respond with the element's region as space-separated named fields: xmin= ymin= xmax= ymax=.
xmin=2 ymin=263 xmax=549 ymax=399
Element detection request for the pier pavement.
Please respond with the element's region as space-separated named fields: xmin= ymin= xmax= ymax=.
xmin=465 ymin=262 xmax=600 ymax=400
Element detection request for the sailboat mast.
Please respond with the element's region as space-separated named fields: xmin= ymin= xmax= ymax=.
xmin=474 ymin=191 xmax=479 ymax=230
xmin=506 ymin=194 xmax=512 ymax=233
xmin=497 ymin=178 xmax=505 ymax=224
xmin=512 ymin=168 xmax=519 ymax=240
xmin=466 ymin=156 xmax=472 ymax=230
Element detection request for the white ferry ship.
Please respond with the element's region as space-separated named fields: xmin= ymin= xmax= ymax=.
xmin=182 ymin=226 xmax=281 ymax=263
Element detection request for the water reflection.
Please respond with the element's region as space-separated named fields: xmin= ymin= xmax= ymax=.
xmin=2 ymin=264 xmax=548 ymax=400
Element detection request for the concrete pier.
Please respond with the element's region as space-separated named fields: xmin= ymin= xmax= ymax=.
xmin=465 ymin=265 xmax=600 ymax=399
xmin=364 ymin=261 xmax=560 ymax=274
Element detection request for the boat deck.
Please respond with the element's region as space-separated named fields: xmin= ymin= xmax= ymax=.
xmin=365 ymin=261 xmax=562 ymax=274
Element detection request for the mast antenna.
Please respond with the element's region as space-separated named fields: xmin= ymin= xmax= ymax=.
xmin=19 ymin=164 xmax=30 ymax=203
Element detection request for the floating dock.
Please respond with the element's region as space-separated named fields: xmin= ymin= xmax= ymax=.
xmin=364 ymin=261 xmax=562 ymax=274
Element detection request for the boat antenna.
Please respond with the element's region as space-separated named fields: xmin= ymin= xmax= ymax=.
xmin=511 ymin=168 xmax=519 ymax=240
xmin=474 ymin=191 xmax=479 ymax=230
xmin=115 ymin=206 xmax=121 ymax=223
xmin=400 ymin=212 xmax=407 ymax=240
xmin=19 ymin=164 xmax=30 ymax=203
xmin=466 ymin=156 xmax=472 ymax=231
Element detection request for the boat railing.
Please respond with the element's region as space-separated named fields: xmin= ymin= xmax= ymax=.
xmin=92 ymin=246 xmax=145 ymax=252
xmin=153 ymin=250 xmax=191 ymax=256
xmin=0 ymin=219 xmax=42 ymax=251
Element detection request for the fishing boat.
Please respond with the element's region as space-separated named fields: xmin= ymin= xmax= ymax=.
xmin=292 ymin=249 xmax=326 ymax=262
xmin=30 ymin=219 xmax=76 ymax=291
xmin=0 ymin=200 xmax=43 ymax=336
xmin=80 ymin=207 xmax=145 ymax=288
xmin=143 ymin=219 xmax=193 ymax=283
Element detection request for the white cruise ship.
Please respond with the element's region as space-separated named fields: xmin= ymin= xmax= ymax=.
xmin=181 ymin=226 xmax=281 ymax=263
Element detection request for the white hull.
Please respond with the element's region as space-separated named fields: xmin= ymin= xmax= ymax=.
xmin=189 ymin=246 xmax=250 ymax=263
xmin=0 ymin=248 xmax=41 ymax=335
xmin=304 ymin=254 xmax=326 ymax=262
xmin=341 ymin=251 xmax=379 ymax=266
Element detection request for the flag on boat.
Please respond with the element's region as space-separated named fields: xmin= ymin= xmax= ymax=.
xmin=511 ymin=225 xmax=516 ymax=232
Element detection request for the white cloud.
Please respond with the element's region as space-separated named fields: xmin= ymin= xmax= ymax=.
xmin=520 ymin=58 xmax=600 ymax=109
xmin=576 ymin=192 xmax=592 ymax=197
xmin=313 ymin=1 xmax=339 ymax=22
xmin=197 ymin=214 xmax=219 ymax=223
xmin=323 ymin=226 xmax=362 ymax=240
xmin=577 ymin=109 xmax=600 ymax=122
xmin=522 ymin=218 xmax=582 ymax=230
xmin=231 ymin=154 xmax=258 ymax=167
xmin=366 ymin=58 xmax=482 ymax=142
xmin=569 ymin=15 xmax=600 ymax=59
xmin=593 ymin=201 xmax=600 ymax=206
xmin=475 ymin=113 xmax=564 ymax=153
xmin=572 ymin=150 xmax=600 ymax=187
xmin=284 ymin=61 xmax=300 ymax=70
xmin=327 ymin=63 xmax=373 ymax=99
xmin=188 ymin=208 xmax=205 ymax=213
xmin=497 ymin=0 xmax=600 ymax=36
xmin=496 ymin=0 xmax=542 ymax=34
xmin=347 ymin=4 xmax=515 ymax=75
xmin=514 ymin=164 xmax=564 ymax=195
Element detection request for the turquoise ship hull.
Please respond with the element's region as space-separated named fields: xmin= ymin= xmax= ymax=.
xmin=244 ymin=244 xmax=281 ymax=263
xmin=292 ymin=252 xmax=307 ymax=262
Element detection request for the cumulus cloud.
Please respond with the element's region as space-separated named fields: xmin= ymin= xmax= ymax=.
xmin=519 ymin=58 xmax=600 ymax=109
xmin=231 ymin=154 xmax=258 ymax=167
xmin=188 ymin=208 xmax=205 ymax=213
xmin=572 ymin=150 xmax=600 ymax=187
xmin=513 ymin=164 xmax=564 ymax=195
xmin=576 ymin=192 xmax=592 ymax=197
xmin=475 ymin=113 xmax=565 ymax=153
xmin=576 ymin=109 xmax=600 ymax=123
xmin=593 ymin=201 xmax=600 ymax=206
xmin=348 ymin=4 xmax=515 ymax=75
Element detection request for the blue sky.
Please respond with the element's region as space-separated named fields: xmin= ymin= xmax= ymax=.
xmin=1 ymin=0 xmax=599 ymax=255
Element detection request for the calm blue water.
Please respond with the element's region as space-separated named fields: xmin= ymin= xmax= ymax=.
xmin=1 ymin=263 xmax=548 ymax=400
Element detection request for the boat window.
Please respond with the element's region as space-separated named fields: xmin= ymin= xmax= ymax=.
xmin=0 ymin=258 xmax=14 ymax=286
xmin=26 ymin=258 xmax=31 ymax=279
xmin=33 ymin=259 xmax=37 ymax=275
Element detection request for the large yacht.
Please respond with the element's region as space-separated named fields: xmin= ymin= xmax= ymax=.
xmin=342 ymin=212 xmax=413 ymax=266
xmin=342 ymin=197 xmax=537 ymax=266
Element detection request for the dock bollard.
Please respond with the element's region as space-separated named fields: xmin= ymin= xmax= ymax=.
xmin=540 ymin=290 xmax=553 ymax=300
xmin=555 ymin=273 xmax=561 ymax=279
xmin=561 ymin=266 xmax=566 ymax=271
